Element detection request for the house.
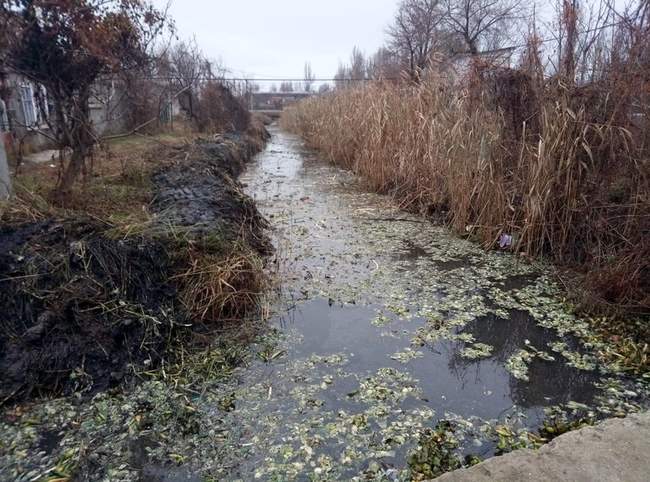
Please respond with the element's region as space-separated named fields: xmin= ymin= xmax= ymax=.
xmin=0 ymin=69 xmax=181 ymax=157
xmin=0 ymin=72 xmax=53 ymax=153
xmin=0 ymin=72 xmax=130 ymax=155
xmin=443 ymin=47 xmax=516 ymax=80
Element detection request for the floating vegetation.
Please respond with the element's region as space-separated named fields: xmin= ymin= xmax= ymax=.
xmin=372 ymin=313 xmax=392 ymax=327
xmin=407 ymin=421 xmax=464 ymax=480
xmin=505 ymin=349 xmax=536 ymax=381
xmin=351 ymin=368 xmax=421 ymax=404
xmin=390 ymin=348 xmax=425 ymax=364
xmin=460 ymin=343 xmax=494 ymax=360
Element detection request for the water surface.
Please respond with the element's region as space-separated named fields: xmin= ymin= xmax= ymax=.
xmin=222 ymin=128 xmax=629 ymax=479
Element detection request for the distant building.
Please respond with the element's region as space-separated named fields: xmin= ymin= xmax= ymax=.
xmin=0 ymin=68 xmax=184 ymax=156
xmin=251 ymin=92 xmax=313 ymax=111
xmin=443 ymin=47 xmax=516 ymax=79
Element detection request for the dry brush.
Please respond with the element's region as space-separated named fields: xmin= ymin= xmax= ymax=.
xmin=281 ymin=68 xmax=649 ymax=318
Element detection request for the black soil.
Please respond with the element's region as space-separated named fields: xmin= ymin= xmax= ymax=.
xmin=152 ymin=134 xmax=270 ymax=253
xmin=0 ymin=132 xmax=269 ymax=404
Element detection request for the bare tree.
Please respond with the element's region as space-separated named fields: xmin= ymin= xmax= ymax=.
xmin=2 ymin=0 xmax=169 ymax=198
xmin=168 ymin=40 xmax=208 ymax=121
xmin=334 ymin=62 xmax=351 ymax=89
xmin=279 ymin=81 xmax=294 ymax=92
xmin=304 ymin=61 xmax=316 ymax=92
xmin=270 ymin=83 xmax=278 ymax=93
xmin=349 ymin=47 xmax=367 ymax=80
xmin=388 ymin=0 xmax=447 ymax=78
xmin=442 ymin=0 xmax=525 ymax=54
xmin=548 ymin=0 xmax=615 ymax=83
xmin=333 ymin=48 xmax=370 ymax=88
xmin=367 ymin=47 xmax=403 ymax=80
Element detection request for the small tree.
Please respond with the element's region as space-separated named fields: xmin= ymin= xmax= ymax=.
xmin=334 ymin=62 xmax=351 ymax=89
xmin=304 ymin=61 xmax=315 ymax=92
xmin=367 ymin=47 xmax=403 ymax=80
xmin=349 ymin=47 xmax=367 ymax=80
xmin=168 ymin=39 xmax=208 ymax=122
xmin=2 ymin=0 xmax=168 ymax=198
xmin=195 ymin=81 xmax=250 ymax=134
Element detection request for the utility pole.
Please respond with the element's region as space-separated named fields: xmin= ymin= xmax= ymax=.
xmin=0 ymin=139 xmax=11 ymax=200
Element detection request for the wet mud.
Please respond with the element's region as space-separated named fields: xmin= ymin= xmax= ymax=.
xmin=152 ymin=135 xmax=270 ymax=252
xmin=0 ymin=134 xmax=268 ymax=405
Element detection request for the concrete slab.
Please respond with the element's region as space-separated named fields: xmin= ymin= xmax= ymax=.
xmin=437 ymin=412 xmax=650 ymax=482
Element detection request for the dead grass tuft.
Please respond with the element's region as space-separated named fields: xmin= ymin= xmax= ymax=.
xmin=177 ymin=249 xmax=266 ymax=323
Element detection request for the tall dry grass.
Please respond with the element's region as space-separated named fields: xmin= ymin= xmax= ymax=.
xmin=281 ymin=69 xmax=649 ymax=317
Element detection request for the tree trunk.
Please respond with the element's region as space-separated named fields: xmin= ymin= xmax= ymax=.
xmin=56 ymin=145 xmax=86 ymax=196
xmin=468 ymin=39 xmax=478 ymax=55
xmin=0 ymin=138 xmax=11 ymax=200
xmin=52 ymin=91 xmax=93 ymax=200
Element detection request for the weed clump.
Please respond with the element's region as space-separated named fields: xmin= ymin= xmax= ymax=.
xmin=408 ymin=421 xmax=471 ymax=480
xmin=177 ymin=249 xmax=266 ymax=322
xmin=0 ymin=218 xmax=181 ymax=401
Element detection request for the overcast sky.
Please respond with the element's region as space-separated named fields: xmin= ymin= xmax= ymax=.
xmin=153 ymin=0 xmax=399 ymax=85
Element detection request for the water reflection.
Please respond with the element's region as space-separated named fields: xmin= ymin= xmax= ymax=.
xmin=233 ymin=128 xmax=610 ymax=478
xmin=450 ymin=311 xmax=599 ymax=408
xmin=271 ymin=298 xmax=601 ymax=422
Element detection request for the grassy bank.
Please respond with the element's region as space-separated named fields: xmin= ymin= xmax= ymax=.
xmin=0 ymin=118 xmax=271 ymax=404
xmin=281 ymin=73 xmax=648 ymax=331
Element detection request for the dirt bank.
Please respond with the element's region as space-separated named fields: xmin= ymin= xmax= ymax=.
xmin=152 ymin=134 xmax=271 ymax=252
xmin=0 ymin=129 xmax=270 ymax=404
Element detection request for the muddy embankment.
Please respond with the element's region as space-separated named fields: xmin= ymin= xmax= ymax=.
xmin=0 ymin=128 xmax=270 ymax=404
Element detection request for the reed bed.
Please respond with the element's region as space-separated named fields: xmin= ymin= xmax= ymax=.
xmin=282 ymin=69 xmax=649 ymax=318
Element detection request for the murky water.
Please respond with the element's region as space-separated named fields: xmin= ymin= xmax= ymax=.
xmin=216 ymin=128 xmax=639 ymax=480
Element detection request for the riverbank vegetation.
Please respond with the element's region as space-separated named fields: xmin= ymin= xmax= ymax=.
xmin=0 ymin=115 xmax=270 ymax=404
xmin=282 ymin=0 xmax=649 ymax=332
xmin=0 ymin=0 xmax=274 ymax=405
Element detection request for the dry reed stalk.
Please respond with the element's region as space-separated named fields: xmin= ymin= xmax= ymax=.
xmin=281 ymin=66 xmax=649 ymax=316
xmin=176 ymin=251 xmax=266 ymax=323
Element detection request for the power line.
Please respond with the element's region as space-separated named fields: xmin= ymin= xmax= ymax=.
xmin=134 ymin=77 xmax=384 ymax=82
